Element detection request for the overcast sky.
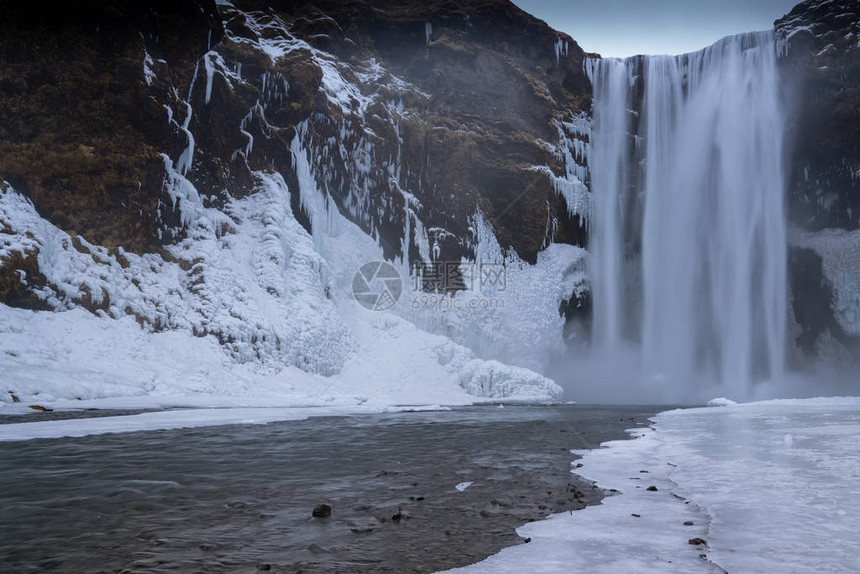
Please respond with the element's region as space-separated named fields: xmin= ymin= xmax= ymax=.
xmin=511 ymin=0 xmax=800 ymax=57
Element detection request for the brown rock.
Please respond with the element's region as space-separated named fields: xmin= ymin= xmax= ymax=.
xmin=0 ymin=0 xmax=223 ymax=255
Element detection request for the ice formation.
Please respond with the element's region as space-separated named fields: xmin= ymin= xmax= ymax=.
xmin=790 ymin=226 xmax=860 ymax=337
xmin=447 ymin=397 xmax=860 ymax=574
xmin=0 ymin=1 xmax=581 ymax=408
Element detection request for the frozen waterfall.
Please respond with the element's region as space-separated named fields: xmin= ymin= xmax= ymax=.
xmin=587 ymin=31 xmax=788 ymax=398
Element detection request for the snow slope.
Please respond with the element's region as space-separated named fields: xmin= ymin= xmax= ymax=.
xmin=1 ymin=166 xmax=563 ymax=409
xmin=447 ymin=397 xmax=860 ymax=573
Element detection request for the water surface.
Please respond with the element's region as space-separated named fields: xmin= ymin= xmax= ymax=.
xmin=0 ymin=405 xmax=654 ymax=573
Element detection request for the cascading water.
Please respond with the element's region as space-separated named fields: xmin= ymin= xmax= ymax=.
xmin=587 ymin=31 xmax=787 ymax=399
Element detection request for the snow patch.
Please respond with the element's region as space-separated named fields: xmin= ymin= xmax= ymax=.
xmin=706 ymin=397 xmax=738 ymax=407
xmin=790 ymin=226 xmax=860 ymax=336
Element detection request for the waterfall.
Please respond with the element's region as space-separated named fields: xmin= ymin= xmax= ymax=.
xmin=587 ymin=31 xmax=787 ymax=398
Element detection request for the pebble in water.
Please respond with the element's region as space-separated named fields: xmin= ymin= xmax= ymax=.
xmin=312 ymin=504 xmax=332 ymax=518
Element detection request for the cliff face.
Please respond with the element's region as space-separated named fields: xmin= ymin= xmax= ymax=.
xmin=2 ymin=0 xmax=858 ymax=381
xmin=0 ymin=0 xmax=223 ymax=308
xmin=0 ymin=0 xmax=589 ymax=264
xmin=0 ymin=0 xmax=589 ymax=381
xmin=0 ymin=1 xmax=223 ymax=255
xmin=776 ymin=0 xmax=860 ymax=365
xmin=777 ymin=0 xmax=860 ymax=232
xmin=243 ymin=0 xmax=592 ymax=262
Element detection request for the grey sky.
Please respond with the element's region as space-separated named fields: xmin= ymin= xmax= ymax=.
xmin=511 ymin=0 xmax=801 ymax=57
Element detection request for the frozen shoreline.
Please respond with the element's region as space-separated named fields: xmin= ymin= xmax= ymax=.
xmin=448 ymin=397 xmax=860 ymax=574
xmin=0 ymin=404 xmax=451 ymax=442
xmin=0 ymin=399 xmax=563 ymax=442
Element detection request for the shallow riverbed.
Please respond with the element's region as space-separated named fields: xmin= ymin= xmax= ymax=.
xmin=0 ymin=405 xmax=654 ymax=573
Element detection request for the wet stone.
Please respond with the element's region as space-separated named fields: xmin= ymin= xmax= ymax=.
xmin=313 ymin=504 xmax=332 ymax=518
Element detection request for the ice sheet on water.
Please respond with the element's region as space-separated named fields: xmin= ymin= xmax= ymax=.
xmin=656 ymin=398 xmax=860 ymax=573
xmin=455 ymin=481 xmax=474 ymax=492
xmin=446 ymin=397 xmax=860 ymax=574
xmin=0 ymin=404 xmax=425 ymax=442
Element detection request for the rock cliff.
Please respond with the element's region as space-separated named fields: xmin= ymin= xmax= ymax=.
xmin=777 ymin=0 xmax=860 ymax=365
xmin=1 ymin=0 xmax=858 ymax=386
xmin=0 ymin=0 xmax=589 ymax=402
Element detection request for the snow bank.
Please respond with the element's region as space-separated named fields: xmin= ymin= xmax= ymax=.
xmin=399 ymin=213 xmax=587 ymax=374
xmin=705 ymin=397 xmax=737 ymax=407
xmin=0 ymin=174 xmax=352 ymax=376
xmin=1 ymin=172 xmax=561 ymax=410
xmin=0 ymin=405 xmax=385 ymax=442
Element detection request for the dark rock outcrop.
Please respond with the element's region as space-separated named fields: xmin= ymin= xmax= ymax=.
xmin=0 ymin=0 xmax=590 ymax=277
xmin=777 ymin=0 xmax=860 ymax=233
xmin=312 ymin=503 xmax=332 ymax=518
xmin=249 ymin=0 xmax=593 ymax=262
xmin=0 ymin=0 xmax=223 ymax=254
xmin=777 ymin=0 xmax=860 ymax=364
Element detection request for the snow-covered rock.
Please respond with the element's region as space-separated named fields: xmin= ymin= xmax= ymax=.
xmin=0 ymin=0 xmax=591 ymax=407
